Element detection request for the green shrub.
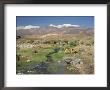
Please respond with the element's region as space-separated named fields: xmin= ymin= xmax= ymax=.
xmin=69 ymin=40 xmax=79 ymax=47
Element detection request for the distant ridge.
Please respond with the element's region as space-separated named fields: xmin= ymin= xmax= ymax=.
xmin=16 ymin=26 xmax=94 ymax=36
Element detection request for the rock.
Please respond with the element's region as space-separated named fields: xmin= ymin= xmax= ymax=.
xmin=17 ymin=72 xmax=23 ymax=75
xmin=26 ymin=60 xmax=31 ymax=62
xmin=71 ymin=58 xmax=81 ymax=65
xmin=63 ymin=57 xmax=83 ymax=66
xmin=57 ymin=61 xmax=61 ymax=63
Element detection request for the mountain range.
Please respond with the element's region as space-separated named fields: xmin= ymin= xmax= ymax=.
xmin=16 ymin=26 xmax=94 ymax=37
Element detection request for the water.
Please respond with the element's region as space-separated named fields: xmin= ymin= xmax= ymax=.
xmin=18 ymin=47 xmax=72 ymax=74
xmin=22 ymin=61 xmax=67 ymax=74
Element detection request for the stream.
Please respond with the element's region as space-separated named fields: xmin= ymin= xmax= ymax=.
xmin=18 ymin=47 xmax=71 ymax=74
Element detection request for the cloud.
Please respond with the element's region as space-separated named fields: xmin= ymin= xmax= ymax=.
xmin=63 ymin=24 xmax=80 ymax=27
xmin=49 ymin=24 xmax=62 ymax=28
xmin=49 ymin=24 xmax=80 ymax=28
xmin=17 ymin=26 xmax=25 ymax=30
xmin=17 ymin=24 xmax=80 ymax=30
xmin=24 ymin=25 xmax=40 ymax=29
xmin=49 ymin=24 xmax=56 ymax=27
xmin=17 ymin=25 xmax=40 ymax=30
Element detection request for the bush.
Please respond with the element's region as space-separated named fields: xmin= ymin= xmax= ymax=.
xmin=69 ymin=40 xmax=79 ymax=47
xmin=16 ymin=54 xmax=21 ymax=61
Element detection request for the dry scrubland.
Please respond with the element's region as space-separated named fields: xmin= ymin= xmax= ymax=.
xmin=16 ymin=34 xmax=94 ymax=74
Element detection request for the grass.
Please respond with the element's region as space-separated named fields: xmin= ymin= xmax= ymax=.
xmin=52 ymin=51 xmax=65 ymax=61
xmin=16 ymin=34 xmax=94 ymax=74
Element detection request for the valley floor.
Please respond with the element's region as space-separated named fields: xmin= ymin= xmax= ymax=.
xmin=16 ymin=34 xmax=94 ymax=74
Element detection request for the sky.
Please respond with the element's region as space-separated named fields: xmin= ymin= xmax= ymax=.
xmin=16 ymin=16 xmax=94 ymax=28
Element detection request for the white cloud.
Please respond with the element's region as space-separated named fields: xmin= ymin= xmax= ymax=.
xmin=24 ymin=25 xmax=40 ymax=29
xmin=16 ymin=26 xmax=25 ymax=30
xmin=49 ymin=24 xmax=55 ymax=27
xmin=63 ymin=24 xmax=80 ymax=27
xmin=49 ymin=24 xmax=80 ymax=28
xmin=49 ymin=24 xmax=62 ymax=28
xmin=17 ymin=25 xmax=40 ymax=30
xmin=17 ymin=24 xmax=80 ymax=30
